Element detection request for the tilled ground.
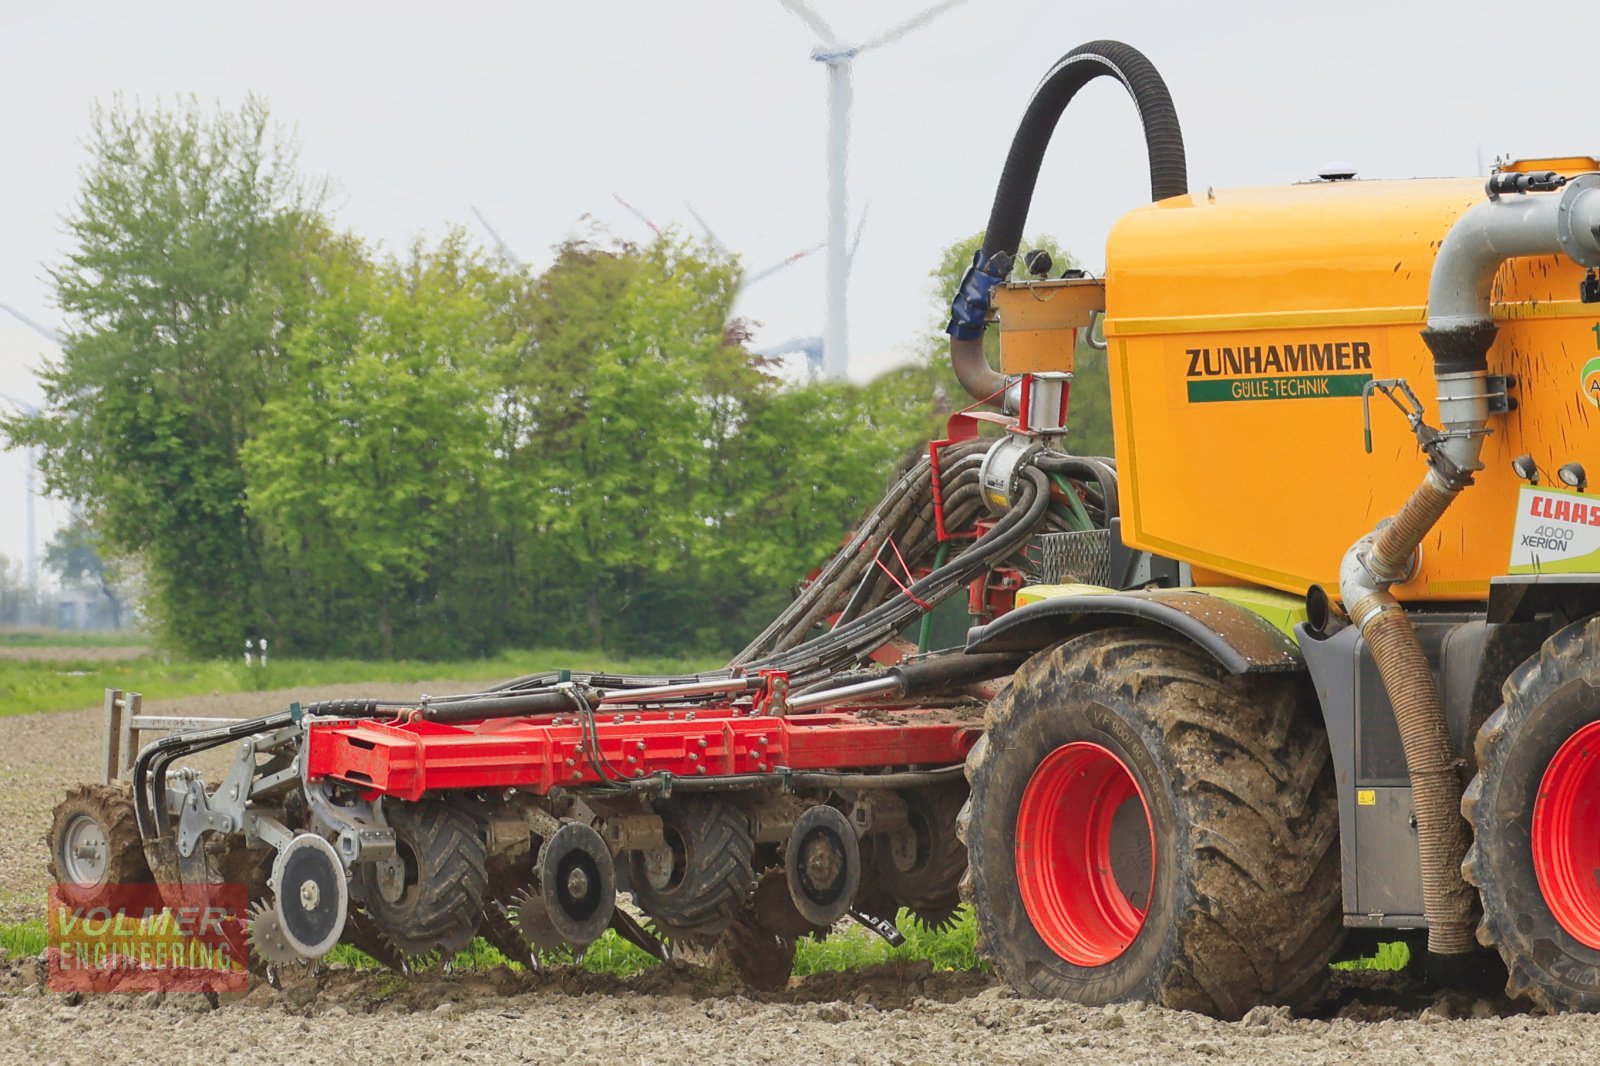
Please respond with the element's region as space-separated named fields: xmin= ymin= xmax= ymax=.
xmin=5 ymin=681 xmax=1600 ymax=1063
xmin=0 ymin=959 xmax=1593 ymax=1066
xmin=0 ymin=678 xmax=482 ymax=921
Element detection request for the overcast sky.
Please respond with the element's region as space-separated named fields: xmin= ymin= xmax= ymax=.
xmin=3 ymin=0 xmax=1598 ymax=587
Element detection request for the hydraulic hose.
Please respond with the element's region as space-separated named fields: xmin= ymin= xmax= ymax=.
xmin=1338 ymin=174 xmax=1600 ymax=965
xmin=755 ymin=467 xmax=1051 ymax=683
xmin=948 ymin=40 xmax=1188 ymax=405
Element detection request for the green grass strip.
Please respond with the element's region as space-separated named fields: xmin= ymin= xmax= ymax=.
xmin=0 ymin=649 xmax=722 ymax=718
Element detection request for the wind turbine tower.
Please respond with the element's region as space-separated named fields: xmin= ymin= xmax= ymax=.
xmin=0 ymin=301 xmax=59 ymax=621
xmin=778 ymin=0 xmax=967 ymax=381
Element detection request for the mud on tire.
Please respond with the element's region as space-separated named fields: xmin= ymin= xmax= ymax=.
xmin=629 ymin=797 xmax=754 ymax=940
xmin=1464 ymin=614 xmax=1600 ymax=1012
xmin=354 ymin=799 xmax=487 ymax=958
xmin=958 ymin=627 xmax=1342 ymax=1019
xmin=47 ymin=783 xmax=152 ymax=906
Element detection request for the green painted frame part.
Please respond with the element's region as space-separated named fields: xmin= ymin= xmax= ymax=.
xmin=1016 ymin=583 xmax=1308 ymax=642
xmin=1187 ymin=586 xmax=1308 ymax=642
xmin=916 ymin=542 xmax=951 ymax=653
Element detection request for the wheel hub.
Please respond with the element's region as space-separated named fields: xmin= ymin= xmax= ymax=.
xmin=1532 ymin=719 xmax=1600 ymax=949
xmin=61 ymin=813 xmax=109 ymax=885
xmin=1014 ymin=741 xmax=1154 ymax=967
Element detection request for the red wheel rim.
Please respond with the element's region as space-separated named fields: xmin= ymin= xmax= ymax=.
xmin=1533 ymin=719 xmax=1600 ymax=949
xmin=1015 ymin=741 xmax=1154 ymax=966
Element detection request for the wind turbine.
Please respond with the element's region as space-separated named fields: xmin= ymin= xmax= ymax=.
xmin=0 ymin=301 xmax=59 ymax=620
xmin=469 ymin=204 xmax=524 ymax=265
xmin=778 ymin=0 xmax=967 ymax=380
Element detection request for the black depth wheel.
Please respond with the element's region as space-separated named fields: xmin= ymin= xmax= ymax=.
xmin=960 ymin=628 xmax=1341 ymax=1018
xmin=629 ymin=796 xmax=753 ymax=939
xmin=354 ymin=799 xmax=486 ymax=957
xmin=1464 ymin=615 xmax=1600 ymax=1011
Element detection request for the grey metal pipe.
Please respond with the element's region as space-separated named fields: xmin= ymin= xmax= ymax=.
xmin=1428 ymin=176 xmax=1600 ymax=331
xmin=1338 ymin=174 xmax=1600 ymax=963
xmin=596 ymin=676 xmax=762 ymax=706
xmin=951 ymin=336 xmax=1013 ymax=409
xmin=786 ymin=675 xmax=902 ymax=712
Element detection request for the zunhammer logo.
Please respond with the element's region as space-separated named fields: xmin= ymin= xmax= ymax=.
xmin=1184 ymin=339 xmax=1374 ymax=403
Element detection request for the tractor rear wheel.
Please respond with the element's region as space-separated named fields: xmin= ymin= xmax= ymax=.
xmin=959 ymin=628 xmax=1341 ymax=1019
xmin=1464 ymin=615 xmax=1600 ymax=1012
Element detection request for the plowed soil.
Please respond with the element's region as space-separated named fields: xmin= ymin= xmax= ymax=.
xmin=2 ymin=687 xmax=1596 ymax=1064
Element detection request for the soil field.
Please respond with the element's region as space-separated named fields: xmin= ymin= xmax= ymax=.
xmin=3 ymin=688 xmax=1599 ymax=1064
xmin=0 ymin=682 xmax=481 ymax=921
xmin=0 ymin=959 xmax=1593 ymax=1066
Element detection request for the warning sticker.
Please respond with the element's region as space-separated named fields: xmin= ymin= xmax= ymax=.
xmin=1508 ymin=486 xmax=1600 ymax=574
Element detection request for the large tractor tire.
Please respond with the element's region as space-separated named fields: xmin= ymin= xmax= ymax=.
xmin=959 ymin=628 xmax=1342 ymax=1019
xmin=354 ymin=799 xmax=487 ymax=958
xmin=1464 ymin=615 xmax=1600 ymax=1012
xmin=47 ymin=783 xmax=152 ymax=906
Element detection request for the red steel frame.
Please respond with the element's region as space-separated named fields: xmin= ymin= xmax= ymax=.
xmin=306 ymin=705 xmax=981 ymax=801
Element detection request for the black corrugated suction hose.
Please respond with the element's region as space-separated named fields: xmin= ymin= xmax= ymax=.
xmin=982 ymin=39 xmax=1188 ymax=261
xmin=949 ymin=40 xmax=1187 ymax=403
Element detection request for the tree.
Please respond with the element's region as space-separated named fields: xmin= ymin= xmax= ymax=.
xmin=509 ymin=233 xmax=763 ymax=647
xmin=43 ymin=519 xmax=128 ymax=629
xmin=2 ymin=96 xmax=326 ymax=655
xmin=242 ymin=234 xmax=509 ymax=658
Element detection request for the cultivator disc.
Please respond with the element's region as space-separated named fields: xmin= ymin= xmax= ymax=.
xmin=271 ymin=834 xmax=348 ymax=959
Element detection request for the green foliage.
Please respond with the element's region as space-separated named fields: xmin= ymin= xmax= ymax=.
xmin=3 ymin=95 xmax=980 ymax=660
xmin=792 ymin=908 xmax=983 ymax=976
xmin=43 ymin=519 xmax=127 ymax=628
xmin=4 ymin=97 xmax=325 ymax=657
xmin=0 ymin=648 xmax=720 ymax=718
xmin=0 ymin=919 xmax=46 ymax=959
xmin=1333 ymin=940 xmax=1411 ymax=971
xmin=242 ymin=235 xmax=509 ymax=657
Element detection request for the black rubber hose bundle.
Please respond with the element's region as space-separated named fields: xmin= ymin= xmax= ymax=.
xmin=751 ymin=467 xmax=1052 ymax=684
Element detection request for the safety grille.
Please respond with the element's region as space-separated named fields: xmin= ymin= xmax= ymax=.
xmin=1020 ymin=529 xmax=1112 ymax=587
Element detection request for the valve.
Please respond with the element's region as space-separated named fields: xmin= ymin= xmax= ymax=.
xmin=1487 ymin=170 xmax=1566 ymax=199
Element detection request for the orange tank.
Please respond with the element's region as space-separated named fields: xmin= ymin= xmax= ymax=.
xmin=1052 ymin=161 xmax=1600 ymax=602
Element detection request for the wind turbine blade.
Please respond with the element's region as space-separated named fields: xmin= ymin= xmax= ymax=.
xmin=777 ymin=0 xmax=838 ymax=43
xmin=612 ymin=193 xmax=662 ymax=237
xmin=848 ymin=204 xmax=868 ymax=263
xmin=0 ymin=391 xmax=41 ymax=415
xmin=0 ymin=302 xmax=62 ymax=347
xmin=470 ymin=204 xmax=522 ymax=264
xmin=855 ymin=0 xmax=966 ymax=53
xmin=741 ymin=240 xmax=827 ymax=290
xmin=684 ymin=203 xmax=727 ymax=255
